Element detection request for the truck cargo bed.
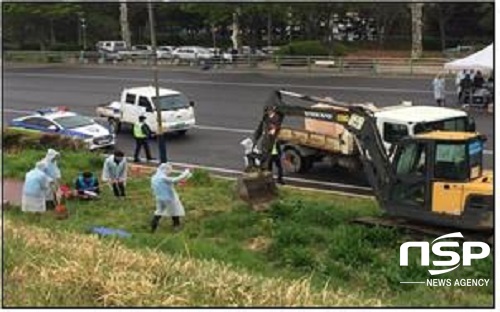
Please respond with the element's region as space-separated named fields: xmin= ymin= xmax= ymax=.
xmin=278 ymin=127 xmax=357 ymax=155
xmin=96 ymin=103 xmax=121 ymax=118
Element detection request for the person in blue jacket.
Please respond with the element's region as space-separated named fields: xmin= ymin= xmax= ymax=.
xmin=22 ymin=161 xmax=53 ymax=213
xmin=75 ymin=171 xmax=100 ymax=199
xmin=150 ymin=163 xmax=192 ymax=233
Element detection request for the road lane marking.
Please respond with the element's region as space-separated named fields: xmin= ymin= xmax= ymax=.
xmin=6 ymin=72 xmax=450 ymax=94
xmin=194 ymin=124 xmax=253 ymax=134
xmin=4 ymin=107 xmax=494 ymax=156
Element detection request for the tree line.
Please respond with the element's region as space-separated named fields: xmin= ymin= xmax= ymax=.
xmin=3 ymin=2 xmax=493 ymax=56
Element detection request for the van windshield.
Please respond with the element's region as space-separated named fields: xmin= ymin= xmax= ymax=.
xmin=153 ymin=94 xmax=190 ymax=110
xmin=414 ymin=117 xmax=468 ymax=134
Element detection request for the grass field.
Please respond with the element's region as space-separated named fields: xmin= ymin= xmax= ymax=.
xmin=3 ymin=149 xmax=494 ymax=307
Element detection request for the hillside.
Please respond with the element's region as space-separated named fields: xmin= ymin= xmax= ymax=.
xmin=2 ymin=146 xmax=494 ymax=307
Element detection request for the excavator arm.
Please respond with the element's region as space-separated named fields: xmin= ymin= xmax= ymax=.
xmin=251 ymin=90 xmax=395 ymax=203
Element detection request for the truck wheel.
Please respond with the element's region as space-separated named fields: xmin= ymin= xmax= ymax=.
xmin=108 ymin=118 xmax=121 ymax=134
xmin=177 ymin=130 xmax=187 ymax=136
xmin=282 ymin=148 xmax=311 ymax=173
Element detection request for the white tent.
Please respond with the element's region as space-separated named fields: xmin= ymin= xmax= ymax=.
xmin=444 ymin=44 xmax=493 ymax=72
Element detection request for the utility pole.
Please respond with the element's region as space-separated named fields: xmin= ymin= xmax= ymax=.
xmin=148 ymin=1 xmax=167 ymax=163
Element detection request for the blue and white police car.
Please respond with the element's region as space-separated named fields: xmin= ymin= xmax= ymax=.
xmin=9 ymin=107 xmax=115 ymax=150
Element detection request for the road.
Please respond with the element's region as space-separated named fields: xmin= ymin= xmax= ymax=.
xmin=3 ymin=65 xmax=494 ymax=190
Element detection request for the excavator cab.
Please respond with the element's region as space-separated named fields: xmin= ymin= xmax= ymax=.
xmin=385 ymin=131 xmax=493 ymax=231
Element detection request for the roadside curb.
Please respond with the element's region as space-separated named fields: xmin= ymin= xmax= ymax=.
xmin=123 ymin=156 xmax=374 ymax=199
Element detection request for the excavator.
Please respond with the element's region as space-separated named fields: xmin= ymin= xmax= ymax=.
xmin=237 ymin=90 xmax=493 ymax=242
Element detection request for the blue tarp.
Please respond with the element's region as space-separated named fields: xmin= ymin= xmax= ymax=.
xmin=90 ymin=226 xmax=131 ymax=238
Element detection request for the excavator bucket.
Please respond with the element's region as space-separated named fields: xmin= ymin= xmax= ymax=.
xmin=236 ymin=170 xmax=278 ymax=207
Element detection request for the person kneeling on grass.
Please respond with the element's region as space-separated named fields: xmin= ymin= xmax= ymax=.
xmin=150 ymin=163 xmax=192 ymax=233
xmin=22 ymin=161 xmax=53 ymax=215
xmin=75 ymin=171 xmax=100 ymax=199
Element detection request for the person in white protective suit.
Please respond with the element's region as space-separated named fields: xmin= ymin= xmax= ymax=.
xmin=240 ymin=137 xmax=261 ymax=169
xmin=22 ymin=161 xmax=53 ymax=213
xmin=150 ymin=163 xmax=192 ymax=233
xmin=433 ymin=73 xmax=446 ymax=107
xmin=41 ymin=149 xmax=61 ymax=209
xmin=102 ymin=150 xmax=128 ymax=197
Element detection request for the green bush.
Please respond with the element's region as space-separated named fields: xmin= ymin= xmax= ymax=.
xmin=282 ymin=246 xmax=317 ymax=270
xmin=326 ymin=225 xmax=377 ymax=267
xmin=3 ymin=128 xmax=86 ymax=151
xmin=189 ymin=168 xmax=212 ymax=186
xmin=274 ymin=40 xmax=349 ymax=56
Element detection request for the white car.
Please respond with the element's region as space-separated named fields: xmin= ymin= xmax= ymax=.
xmin=172 ymin=46 xmax=214 ymax=61
xmin=157 ymin=46 xmax=175 ymax=59
xmin=9 ymin=107 xmax=115 ymax=150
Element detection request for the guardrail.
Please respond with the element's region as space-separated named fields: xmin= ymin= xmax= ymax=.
xmin=4 ymin=50 xmax=452 ymax=76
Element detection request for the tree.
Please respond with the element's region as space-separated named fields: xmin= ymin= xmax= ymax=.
xmin=358 ymin=3 xmax=408 ymax=48
xmin=409 ymin=2 xmax=424 ymax=58
xmin=120 ymin=1 xmax=131 ymax=48
xmin=3 ymin=3 xmax=81 ymax=50
xmin=181 ymin=3 xmax=234 ymax=48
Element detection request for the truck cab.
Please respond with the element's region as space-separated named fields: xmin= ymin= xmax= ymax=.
xmin=374 ymin=105 xmax=475 ymax=153
xmin=105 ymin=86 xmax=196 ymax=135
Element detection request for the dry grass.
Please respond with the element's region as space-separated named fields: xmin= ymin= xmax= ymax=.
xmin=3 ymin=219 xmax=383 ymax=307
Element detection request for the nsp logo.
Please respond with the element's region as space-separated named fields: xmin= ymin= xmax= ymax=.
xmin=400 ymin=232 xmax=490 ymax=276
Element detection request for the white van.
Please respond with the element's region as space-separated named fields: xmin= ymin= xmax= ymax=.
xmin=96 ymin=41 xmax=127 ymax=53
xmin=96 ymin=86 xmax=196 ymax=136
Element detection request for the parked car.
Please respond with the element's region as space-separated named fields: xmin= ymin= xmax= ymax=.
xmin=172 ymin=46 xmax=214 ymax=62
xmin=9 ymin=107 xmax=115 ymax=150
xmin=96 ymin=40 xmax=128 ymax=60
xmin=157 ymin=46 xmax=175 ymax=59
xmin=96 ymin=41 xmax=127 ymax=53
xmin=115 ymin=45 xmax=154 ymax=59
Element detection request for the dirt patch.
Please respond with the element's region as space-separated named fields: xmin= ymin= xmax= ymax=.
xmin=245 ymin=236 xmax=271 ymax=252
xmin=3 ymin=179 xmax=24 ymax=207
xmin=128 ymin=164 xmax=155 ymax=178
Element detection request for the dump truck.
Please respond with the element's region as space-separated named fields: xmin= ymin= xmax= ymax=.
xmin=278 ymin=100 xmax=476 ymax=174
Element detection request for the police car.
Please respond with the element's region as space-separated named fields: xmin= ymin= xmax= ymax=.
xmin=9 ymin=107 xmax=115 ymax=150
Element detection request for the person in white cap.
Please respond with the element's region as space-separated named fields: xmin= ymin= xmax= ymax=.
xmin=22 ymin=161 xmax=53 ymax=214
xmin=150 ymin=163 xmax=192 ymax=232
xmin=41 ymin=148 xmax=61 ymax=209
xmin=102 ymin=150 xmax=127 ymax=197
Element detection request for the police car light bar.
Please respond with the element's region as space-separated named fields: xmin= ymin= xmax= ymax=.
xmin=37 ymin=106 xmax=68 ymax=115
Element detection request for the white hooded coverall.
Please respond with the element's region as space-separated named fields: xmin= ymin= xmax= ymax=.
xmin=22 ymin=161 xmax=53 ymax=213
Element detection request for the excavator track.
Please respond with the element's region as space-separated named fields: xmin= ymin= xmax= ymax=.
xmin=352 ymin=216 xmax=494 ymax=246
